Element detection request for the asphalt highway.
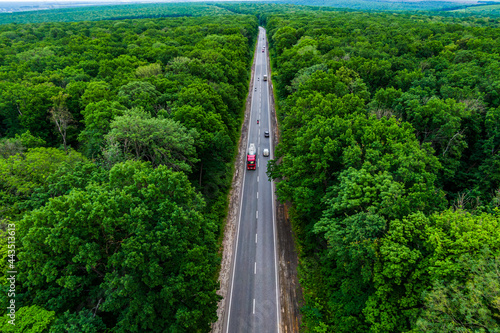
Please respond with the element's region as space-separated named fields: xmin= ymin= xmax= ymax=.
xmin=224 ymin=27 xmax=279 ymax=333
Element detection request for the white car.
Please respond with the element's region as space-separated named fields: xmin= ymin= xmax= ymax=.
xmin=263 ymin=148 xmax=269 ymax=157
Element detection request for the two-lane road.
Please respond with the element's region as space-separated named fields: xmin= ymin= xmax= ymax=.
xmin=225 ymin=27 xmax=279 ymax=333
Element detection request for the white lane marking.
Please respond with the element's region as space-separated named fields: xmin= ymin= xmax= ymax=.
xmin=253 ymin=299 xmax=256 ymax=314
xmin=257 ymin=192 xmax=259 ymax=199
xmin=257 ymin=176 xmax=259 ymax=182
xmin=256 ymin=233 xmax=258 ymax=243
xmin=254 ymin=262 xmax=257 ymax=274
xmin=256 ymin=211 xmax=258 ymax=219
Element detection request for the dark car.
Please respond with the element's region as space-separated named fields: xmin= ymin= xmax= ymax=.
xmin=264 ymin=130 xmax=269 ymax=137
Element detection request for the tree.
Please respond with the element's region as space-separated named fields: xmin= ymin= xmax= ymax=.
xmin=135 ymin=63 xmax=162 ymax=78
xmin=364 ymin=209 xmax=500 ymax=332
xmin=18 ymin=160 xmax=220 ymax=332
xmin=173 ymin=104 xmax=233 ymax=200
xmin=49 ymin=92 xmax=73 ymax=151
xmin=176 ymin=81 xmax=236 ymax=138
xmin=394 ymin=93 xmax=469 ymax=182
xmin=78 ymin=100 xmax=126 ymax=158
xmin=0 ymin=131 xmax=46 ymax=158
xmin=117 ymin=81 xmax=161 ymax=113
xmin=272 ymin=26 xmax=297 ymax=55
xmin=104 ymin=108 xmax=198 ymax=172
xmin=0 ymin=305 xmax=55 ymax=332
xmin=0 ymin=147 xmax=86 ymax=222
xmin=80 ymin=81 xmax=113 ymax=109
xmin=416 ymin=249 xmax=500 ymax=333
xmin=0 ymin=147 xmax=85 ymax=197
xmin=49 ymin=310 xmax=106 ymax=333
xmin=17 ymin=83 xmax=62 ymax=145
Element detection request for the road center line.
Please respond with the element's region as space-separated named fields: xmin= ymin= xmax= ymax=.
xmin=254 ymin=262 xmax=256 ymax=274
xmin=256 ymin=233 xmax=258 ymax=243
xmin=256 ymin=211 xmax=258 ymax=219
xmin=253 ymin=299 xmax=255 ymax=314
xmin=257 ymin=192 xmax=259 ymax=199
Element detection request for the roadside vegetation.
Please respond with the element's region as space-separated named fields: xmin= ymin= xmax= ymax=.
xmin=0 ymin=13 xmax=257 ymax=332
xmin=265 ymin=10 xmax=500 ymax=332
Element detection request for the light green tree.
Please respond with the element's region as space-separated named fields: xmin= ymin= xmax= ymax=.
xmin=0 ymin=305 xmax=55 ymax=332
xmin=104 ymin=108 xmax=198 ymax=172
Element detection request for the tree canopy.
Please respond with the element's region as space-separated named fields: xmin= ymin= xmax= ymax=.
xmin=265 ymin=8 xmax=500 ymax=333
xmin=0 ymin=10 xmax=257 ymax=332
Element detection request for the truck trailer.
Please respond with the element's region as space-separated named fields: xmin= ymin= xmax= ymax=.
xmin=247 ymin=143 xmax=256 ymax=170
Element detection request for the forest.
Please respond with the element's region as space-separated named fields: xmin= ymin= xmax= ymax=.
xmin=3 ymin=0 xmax=500 ymax=26
xmin=1 ymin=1 xmax=500 ymax=332
xmin=0 ymin=3 xmax=237 ymax=25
xmin=265 ymin=9 xmax=500 ymax=333
xmin=0 ymin=12 xmax=258 ymax=332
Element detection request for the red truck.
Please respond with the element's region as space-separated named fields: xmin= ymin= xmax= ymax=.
xmin=247 ymin=143 xmax=256 ymax=170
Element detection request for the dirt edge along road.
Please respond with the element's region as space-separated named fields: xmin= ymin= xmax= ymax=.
xmin=265 ymin=36 xmax=303 ymax=333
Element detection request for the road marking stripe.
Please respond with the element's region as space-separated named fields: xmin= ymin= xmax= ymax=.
xmin=256 ymin=211 xmax=258 ymax=219
xmin=253 ymin=299 xmax=255 ymax=314
xmin=255 ymin=262 xmax=256 ymax=274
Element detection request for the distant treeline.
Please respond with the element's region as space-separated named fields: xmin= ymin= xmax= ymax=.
xmin=0 ymin=3 xmax=234 ymax=25
xmin=2 ymin=0 xmax=500 ymax=26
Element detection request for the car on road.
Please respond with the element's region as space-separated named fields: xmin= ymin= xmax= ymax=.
xmin=264 ymin=130 xmax=269 ymax=137
xmin=262 ymin=48 xmax=265 ymax=52
xmin=263 ymin=148 xmax=269 ymax=157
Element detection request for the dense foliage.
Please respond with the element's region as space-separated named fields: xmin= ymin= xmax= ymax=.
xmin=3 ymin=0 xmax=500 ymax=26
xmin=266 ymin=10 xmax=500 ymax=332
xmin=2 ymin=2 xmax=500 ymax=332
xmin=277 ymin=0 xmax=500 ymax=13
xmin=0 ymin=3 xmax=235 ymax=25
xmin=0 ymin=12 xmax=257 ymax=332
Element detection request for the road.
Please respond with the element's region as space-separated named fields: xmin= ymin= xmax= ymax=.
xmin=224 ymin=27 xmax=279 ymax=333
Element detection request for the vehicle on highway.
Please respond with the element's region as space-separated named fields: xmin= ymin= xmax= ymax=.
xmin=263 ymin=149 xmax=269 ymax=157
xmin=263 ymin=75 xmax=267 ymax=81
xmin=264 ymin=130 xmax=269 ymax=137
xmin=247 ymin=143 xmax=256 ymax=170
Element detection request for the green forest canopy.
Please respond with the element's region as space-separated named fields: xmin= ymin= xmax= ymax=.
xmin=1 ymin=2 xmax=500 ymax=332
xmin=0 ymin=11 xmax=257 ymax=332
xmin=265 ymin=8 xmax=500 ymax=332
